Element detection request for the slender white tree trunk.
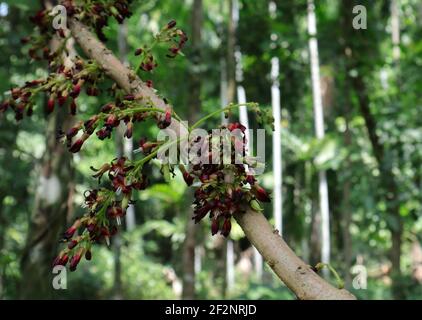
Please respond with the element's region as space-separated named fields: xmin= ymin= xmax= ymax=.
xmin=226 ymin=239 xmax=235 ymax=292
xmin=268 ymin=2 xmax=284 ymax=235
xmin=194 ymin=246 xmax=202 ymax=274
xmin=391 ymin=0 xmax=400 ymax=62
xmin=234 ymin=0 xmax=263 ymax=281
xmin=307 ymin=0 xmax=330 ymax=266
xmin=271 ymin=56 xmax=282 ymax=234
xmin=118 ymin=23 xmax=136 ymax=231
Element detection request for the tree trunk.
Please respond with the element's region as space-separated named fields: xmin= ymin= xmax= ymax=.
xmin=20 ymin=2 xmax=75 ymax=297
xmin=271 ymin=56 xmax=283 ymax=235
xmin=181 ymin=0 xmax=203 ymax=300
xmin=339 ymin=0 xmax=404 ymax=299
xmin=307 ymin=0 xmax=330 ymax=267
xmin=118 ymin=22 xmax=136 ymax=231
xmin=341 ymin=121 xmax=353 ymax=288
xmin=20 ymin=107 xmax=74 ymax=299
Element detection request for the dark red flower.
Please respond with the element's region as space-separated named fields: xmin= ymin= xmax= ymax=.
xmin=71 ymin=81 xmax=82 ymax=98
xmin=105 ymin=114 xmax=120 ymax=128
xmin=85 ymin=250 xmax=92 ymax=261
xmin=107 ymin=206 xmax=124 ymax=219
xmin=57 ymin=28 xmax=66 ymax=38
xmin=211 ymin=218 xmax=219 ymax=236
xmin=124 ymin=121 xmax=133 ymax=138
xmin=132 ymin=177 xmax=148 ymax=190
xmin=66 ymin=126 xmax=80 ymax=140
xmin=253 ymin=185 xmax=271 ymax=202
xmin=60 ymin=254 xmax=69 ymax=266
xmin=96 ymin=127 xmax=112 ymax=140
xmin=157 ymin=108 xmax=172 ymax=129
xmin=221 ymin=218 xmax=232 ymax=237
xmin=46 ymin=97 xmax=55 ymax=114
xmin=86 ymin=86 xmax=99 ymax=96
xmin=245 ymin=175 xmax=256 ymax=185
xmin=84 ymin=115 xmax=99 ymax=134
xmin=53 ymin=254 xmax=69 ymax=267
xmin=183 ymin=172 xmax=194 ymax=186
xmin=112 ymin=175 xmax=131 ymax=194
xmin=52 ymin=256 xmax=61 ymax=267
xmin=228 ymin=122 xmax=246 ymax=132
xmin=69 ymin=138 xmax=85 ymax=153
xmin=101 ymin=103 xmax=114 ymax=113
xmin=68 ymin=239 xmax=78 ymax=250
xmin=11 ymin=88 xmax=21 ymax=100
xmin=57 ymin=94 xmax=67 ymax=107
xmin=123 ymin=94 xmax=135 ymax=101
xmin=64 ymin=226 xmax=76 ymax=240
xmin=69 ymin=253 xmax=82 ymax=272
xmin=167 ymin=20 xmax=177 ymax=29
xmin=70 ymin=99 xmax=77 ymax=115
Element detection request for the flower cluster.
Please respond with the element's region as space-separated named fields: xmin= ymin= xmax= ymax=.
xmin=180 ymin=123 xmax=271 ymax=237
xmin=61 ymin=0 xmax=133 ymax=41
xmin=1 ymin=60 xmax=103 ymax=121
xmin=58 ymin=97 xmax=172 ymax=154
xmin=134 ymin=20 xmax=188 ymax=73
xmin=53 ymin=157 xmax=149 ymax=271
xmin=4 ymin=3 xmax=274 ymax=272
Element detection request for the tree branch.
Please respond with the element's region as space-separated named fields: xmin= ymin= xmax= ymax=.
xmin=69 ymin=19 xmax=356 ymax=300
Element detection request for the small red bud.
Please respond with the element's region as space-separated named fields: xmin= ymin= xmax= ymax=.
xmin=183 ymin=172 xmax=194 ymax=186
xmin=71 ymin=82 xmax=82 ymax=98
xmin=11 ymin=88 xmax=21 ymax=100
xmin=70 ymin=99 xmax=77 ymax=115
xmin=124 ymin=121 xmax=133 ymax=138
xmin=58 ymin=94 xmax=67 ymax=106
xmin=63 ymin=226 xmax=76 ymax=240
xmin=68 ymin=239 xmax=78 ymax=250
xmin=221 ymin=218 xmax=232 ymax=237
xmin=253 ymin=185 xmax=271 ymax=202
xmin=57 ymin=28 xmax=66 ymax=38
xmin=69 ymin=253 xmax=82 ymax=272
xmin=134 ymin=48 xmax=143 ymax=56
xmin=101 ymin=103 xmax=114 ymax=113
xmin=85 ymin=250 xmax=92 ymax=261
xmin=211 ymin=218 xmax=219 ymax=236
xmin=105 ymin=114 xmax=120 ymax=127
xmin=69 ymin=139 xmax=84 ymax=153
xmin=60 ymin=254 xmax=69 ymax=266
xmin=245 ymin=175 xmax=256 ymax=185
xmin=166 ymin=20 xmax=177 ymax=29
xmin=46 ymin=98 xmax=55 ymax=114
xmin=96 ymin=127 xmax=112 ymax=140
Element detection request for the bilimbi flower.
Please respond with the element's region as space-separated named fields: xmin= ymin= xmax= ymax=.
xmin=69 ymin=248 xmax=84 ymax=272
xmin=183 ymin=123 xmax=271 ymax=237
xmin=157 ymin=108 xmax=172 ymax=129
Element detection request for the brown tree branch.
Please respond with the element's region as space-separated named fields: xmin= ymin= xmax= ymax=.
xmin=69 ymin=19 xmax=356 ymax=300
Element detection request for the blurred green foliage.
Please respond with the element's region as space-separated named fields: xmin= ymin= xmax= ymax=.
xmin=0 ymin=0 xmax=421 ymax=300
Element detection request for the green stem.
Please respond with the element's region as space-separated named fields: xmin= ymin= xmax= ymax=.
xmin=315 ymin=263 xmax=345 ymax=289
xmin=191 ymin=102 xmax=256 ymax=130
